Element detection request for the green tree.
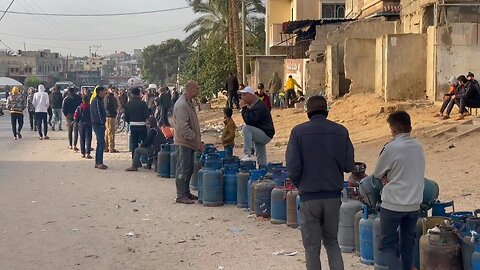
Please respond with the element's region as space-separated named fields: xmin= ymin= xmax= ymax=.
xmin=141 ymin=39 xmax=190 ymax=84
xmin=25 ymin=76 xmax=42 ymax=88
xmin=180 ymin=37 xmax=236 ymax=99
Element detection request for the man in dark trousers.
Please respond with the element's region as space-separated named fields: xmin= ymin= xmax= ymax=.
xmin=104 ymin=85 xmax=119 ymax=153
xmin=225 ymin=72 xmax=240 ymax=109
xmin=50 ymin=86 xmax=63 ymax=131
xmin=62 ymin=87 xmax=82 ymax=150
xmin=173 ymin=80 xmax=203 ymax=204
xmin=90 ymin=86 xmax=108 ymax=170
xmin=286 ymin=95 xmax=355 ymax=270
xmin=373 ymin=111 xmax=425 ymax=270
xmin=125 ymin=87 xmax=149 ymax=159
xmin=125 ymin=117 xmax=166 ymax=171
xmin=159 ymin=86 xmax=172 ymax=126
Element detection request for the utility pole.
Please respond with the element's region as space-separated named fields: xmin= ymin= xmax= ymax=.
xmin=241 ymin=0 xmax=246 ymax=84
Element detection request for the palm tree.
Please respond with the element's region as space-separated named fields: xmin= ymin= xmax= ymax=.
xmin=185 ymin=0 xmax=265 ymax=78
xmin=184 ymin=0 xmax=229 ymax=46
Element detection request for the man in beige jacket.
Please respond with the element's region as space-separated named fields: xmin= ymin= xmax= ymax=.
xmin=173 ymin=80 xmax=204 ymax=204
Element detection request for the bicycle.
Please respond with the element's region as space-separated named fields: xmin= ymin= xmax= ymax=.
xmin=115 ymin=111 xmax=126 ymax=133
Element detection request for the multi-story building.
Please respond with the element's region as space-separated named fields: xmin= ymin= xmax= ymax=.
xmin=266 ymin=0 xmax=346 ymax=56
xmin=0 ymin=49 xmax=64 ymax=82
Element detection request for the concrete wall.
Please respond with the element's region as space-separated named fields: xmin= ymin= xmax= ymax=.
xmin=375 ymin=36 xmax=386 ymax=97
xmin=309 ymin=18 xmax=399 ymax=97
xmin=430 ymin=23 xmax=480 ymax=100
xmin=305 ymin=60 xmax=326 ymax=95
xmin=249 ymin=56 xmax=286 ymax=89
xmin=344 ymin=38 xmax=376 ymax=94
xmin=426 ymin=26 xmax=436 ymax=100
xmin=325 ymin=44 xmax=340 ymax=99
xmin=383 ymin=34 xmax=427 ymax=100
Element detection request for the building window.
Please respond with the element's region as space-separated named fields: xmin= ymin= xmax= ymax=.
xmin=322 ymin=4 xmax=345 ymax=19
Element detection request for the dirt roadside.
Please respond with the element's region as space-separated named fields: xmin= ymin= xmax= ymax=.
xmin=0 ymin=93 xmax=478 ymax=270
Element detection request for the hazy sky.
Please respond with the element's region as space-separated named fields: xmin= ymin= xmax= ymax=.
xmin=0 ymin=0 xmax=196 ymax=56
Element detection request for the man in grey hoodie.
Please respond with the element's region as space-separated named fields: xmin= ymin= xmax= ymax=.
xmin=373 ymin=111 xmax=425 ymax=270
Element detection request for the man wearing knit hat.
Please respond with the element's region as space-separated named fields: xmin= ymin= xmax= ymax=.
xmin=286 ymin=95 xmax=355 ymax=270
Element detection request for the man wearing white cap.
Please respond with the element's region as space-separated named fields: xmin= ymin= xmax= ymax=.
xmin=238 ymin=86 xmax=275 ymax=167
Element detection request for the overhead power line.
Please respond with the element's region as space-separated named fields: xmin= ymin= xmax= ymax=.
xmin=0 ymin=26 xmax=186 ymax=41
xmin=0 ymin=0 xmax=16 ymax=22
xmin=0 ymin=6 xmax=189 ymax=17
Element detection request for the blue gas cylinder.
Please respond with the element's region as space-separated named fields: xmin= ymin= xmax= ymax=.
xmin=223 ymin=173 xmax=237 ymax=204
xmin=431 ymin=200 xmax=455 ymax=217
xmin=156 ymin=144 xmax=171 ymax=178
xmin=272 ymin=167 xmax=287 ymax=186
xmin=360 ymin=205 xmax=375 ymax=265
xmin=239 ymin=160 xmax=256 ymax=172
xmin=198 ymin=168 xmax=207 ymax=204
xmin=202 ymin=170 xmax=223 ymax=207
xmin=254 ymin=179 xmax=275 ymax=217
xmin=236 ymin=171 xmax=249 ymax=208
xmin=267 ymin=162 xmax=283 ymax=171
xmin=247 ymin=169 xmax=267 ymax=211
xmin=217 ymin=150 xmax=226 ymax=160
xmin=296 ymin=194 xmax=302 ymax=229
xmin=169 ymin=145 xmax=177 ymax=178
xmin=271 ymin=186 xmax=287 ymax=224
xmin=452 ymin=211 xmax=474 ymax=233
xmin=224 ymin=163 xmax=239 ymax=175
xmin=373 ymin=211 xmax=388 ymax=269
xmin=203 ymin=153 xmax=222 ymax=170
xmin=190 ymin=152 xmax=202 ymax=190
xmin=472 ymin=233 xmax=480 ymax=270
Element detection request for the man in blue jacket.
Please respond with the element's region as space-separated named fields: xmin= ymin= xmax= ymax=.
xmin=286 ymin=95 xmax=355 ymax=270
xmin=90 ymin=86 xmax=108 ymax=170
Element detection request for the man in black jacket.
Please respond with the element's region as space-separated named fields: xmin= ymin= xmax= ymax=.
xmin=286 ymin=95 xmax=355 ymax=270
xmin=125 ymin=117 xmax=166 ymax=171
xmin=90 ymin=86 xmax=108 ymax=170
xmin=159 ymin=86 xmax=171 ymax=126
xmin=104 ymin=85 xmax=119 ymax=153
xmin=62 ymin=88 xmax=82 ymax=150
xmin=225 ymin=72 xmax=240 ymax=109
xmin=50 ymin=86 xmax=63 ymax=131
xmin=125 ymin=87 xmax=149 ymax=159
xmin=239 ymin=86 xmax=275 ymax=167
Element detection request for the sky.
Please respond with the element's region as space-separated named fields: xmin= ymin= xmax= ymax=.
xmin=0 ymin=0 xmax=196 ymax=57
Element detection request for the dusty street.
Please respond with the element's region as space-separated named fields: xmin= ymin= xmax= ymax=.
xmin=0 ymin=100 xmax=479 ymax=270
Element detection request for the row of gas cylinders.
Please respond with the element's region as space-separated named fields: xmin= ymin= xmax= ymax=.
xmin=339 ymin=188 xmax=480 ymax=270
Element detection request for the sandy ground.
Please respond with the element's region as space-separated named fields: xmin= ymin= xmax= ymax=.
xmin=0 ymin=94 xmax=478 ymax=270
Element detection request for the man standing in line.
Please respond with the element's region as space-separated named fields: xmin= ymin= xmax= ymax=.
xmin=104 ymin=85 xmax=119 ymax=153
xmin=50 ymin=86 xmax=63 ymax=131
xmin=32 ymin=84 xmax=50 ymax=140
xmin=239 ymin=86 xmax=275 ymax=167
xmin=124 ymin=87 xmax=150 ymax=159
xmin=173 ymin=80 xmax=203 ymax=204
xmin=285 ymin=75 xmax=302 ymax=108
xmin=225 ymin=72 xmax=240 ymax=109
xmin=62 ymin=87 xmax=82 ymax=150
xmin=159 ymin=86 xmax=172 ymax=126
xmin=90 ymin=86 xmax=108 ymax=170
xmin=286 ymin=95 xmax=354 ymax=270
xmin=268 ymin=71 xmax=282 ymax=108
xmin=373 ymin=111 xmax=425 ymax=270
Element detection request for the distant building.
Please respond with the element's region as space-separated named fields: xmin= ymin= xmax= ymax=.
xmin=0 ymin=49 xmax=64 ymax=82
xmin=266 ymin=0 xmax=346 ymax=56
